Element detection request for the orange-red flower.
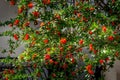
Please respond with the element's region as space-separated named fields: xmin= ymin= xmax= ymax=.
xmin=79 ymin=39 xmax=84 ymax=45
xmin=108 ymin=36 xmax=114 ymax=41
xmin=77 ymin=13 xmax=81 ymax=18
xmin=55 ymin=14 xmax=61 ymax=20
xmin=102 ymin=26 xmax=107 ymax=32
xmin=112 ymin=0 xmax=115 ymax=4
xmin=86 ymin=64 xmax=92 ymax=71
xmin=46 ymin=48 xmax=51 ymax=52
xmin=54 ymin=61 xmax=58 ymax=65
xmin=93 ymin=49 xmax=98 ymax=54
xmin=40 ymin=22 xmax=45 ymax=27
xmin=13 ymin=34 xmax=19 ymax=40
xmin=43 ymin=39 xmax=49 ymax=44
xmin=37 ymin=72 xmax=41 ymax=77
xmin=42 ymin=0 xmax=51 ymax=5
xmin=44 ymin=54 xmax=51 ymax=60
xmin=52 ymin=73 xmax=56 ymax=78
xmin=49 ymin=59 xmax=54 ymax=64
xmin=89 ymin=44 xmax=93 ymax=51
xmin=88 ymin=69 xmax=94 ymax=75
xmin=5 ymin=77 xmax=9 ymax=80
xmin=89 ymin=7 xmax=95 ymax=11
xmin=24 ymin=21 xmax=30 ymax=27
xmin=28 ymin=2 xmax=33 ymax=8
xmin=32 ymin=54 xmax=37 ymax=60
xmin=99 ymin=59 xmax=104 ymax=64
xmin=111 ymin=21 xmax=115 ymax=26
xmin=62 ymin=63 xmax=68 ymax=70
xmin=8 ymin=23 xmax=13 ymax=27
xmin=24 ymin=34 xmax=30 ymax=40
xmin=10 ymin=0 xmax=15 ymax=5
xmin=115 ymin=52 xmax=119 ymax=57
xmin=18 ymin=7 xmax=23 ymax=14
xmin=71 ymin=71 xmax=76 ymax=76
xmin=32 ymin=11 xmax=39 ymax=17
xmin=89 ymin=30 xmax=93 ymax=35
xmin=60 ymin=38 xmax=67 ymax=44
xmin=86 ymin=64 xmax=94 ymax=75
xmin=33 ymin=63 xmax=37 ymax=68
xmin=14 ymin=19 xmax=20 ymax=25
xmin=59 ymin=46 xmax=64 ymax=52
xmin=105 ymin=57 xmax=110 ymax=62
xmin=71 ymin=57 xmax=75 ymax=63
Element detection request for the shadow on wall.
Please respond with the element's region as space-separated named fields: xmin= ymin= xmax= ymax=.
xmin=104 ymin=60 xmax=120 ymax=80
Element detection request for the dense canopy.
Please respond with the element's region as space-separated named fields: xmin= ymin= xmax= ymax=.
xmin=0 ymin=0 xmax=120 ymax=80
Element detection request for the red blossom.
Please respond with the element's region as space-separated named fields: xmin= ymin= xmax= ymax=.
xmin=105 ymin=57 xmax=110 ymax=62
xmin=55 ymin=14 xmax=61 ymax=20
xmin=10 ymin=0 xmax=15 ymax=5
xmin=43 ymin=39 xmax=49 ymax=44
xmin=77 ymin=13 xmax=81 ymax=18
xmin=28 ymin=2 xmax=34 ymax=8
xmin=54 ymin=61 xmax=58 ymax=65
xmin=13 ymin=34 xmax=19 ymax=40
xmin=14 ymin=19 xmax=20 ymax=25
xmin=18 ymin=7 xmax=23 ymax=14
xmin=44 ymin=54 xmax=51 ymax=60
xmin=73 ymin=10 xmax=78 ymax=15
xmin=10 ymin=69 xmax=15 ymax=74
xmin=60 ymin=38 xmax=67 ymax=44
xmin=71 ymin=71 xmax=76 ymax=76
xmin=86 ymin=65 xmax=94 ymax=75
xmin=108 ymin=36 xmax=114 ymax=41
xmin=88 ymin=69 xmax=94 ymax=75
xmin=52 ymin=73 xmax=56 ymax=78
xmin=111 ymin=21 xmax=115 ymax=26
xmin=86 ymin=64 xmax=92 ymax=71
xmin=24 ymin=34 xmax=30 ymax=40
xmin=115 ymin=52 xmax=119 ymax=57
xmin=78 ymin=48 xmax=83 ymax=52
xmin=62 ymin=63 xmax=68 ymax=70
xmin=102 ymin=26 xmax=107 ymax=32
xmin=36 ymin=31 xmax=40 ymax=34
xmin=71 ymin=57 xmax=75 ymax=63
xmin=112 ymin=0 xmax=115 ymax=4
xmin=59 ymin=46 xmax=64 ymax=52
xmin=99 ymin=59 xmax=104 ymax=64
xmin=57 ymin=31 xmax=61 ymax=36
xmin=113 ymin=31 xmax=117 ymax=34
xmin=89 ymin=44 xmax=93 ymax=51
xmin=37 ymin=72 xmax=41 ymax=77
xmin=79 ymin=39 xmax=84 ymax=45
xmin=32 ymin=11 xmax=39 ymax=17
xmin=49 ymin=59 xmax=54 ymax=64
xmin=46 ymin=48 xmax=51 ymax=52
xmin=40 ymin=22 xmax=45 ymax=27
xmin=89 ymin=7 xmax=95 ymax=11
xmin=8 ymin=23 xmax=13 ymax=27
xmin=24 ymin=21 xmax=30 ymax=27
xmin=89 ymin=30 xmax=93 ymax=35
xmin=42 ymin=0 xmax=51 ymax=5
xmin=93 ymin=49 xmax=98 ymax=54
xmin=5 ymin=77 xmax=9 ymax=80
xmin=68 ymin=45 xmax=72 ymax=49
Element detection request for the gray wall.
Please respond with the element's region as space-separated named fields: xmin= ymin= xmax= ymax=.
xmin=0 ymin=0 xmax=24 ymax=57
